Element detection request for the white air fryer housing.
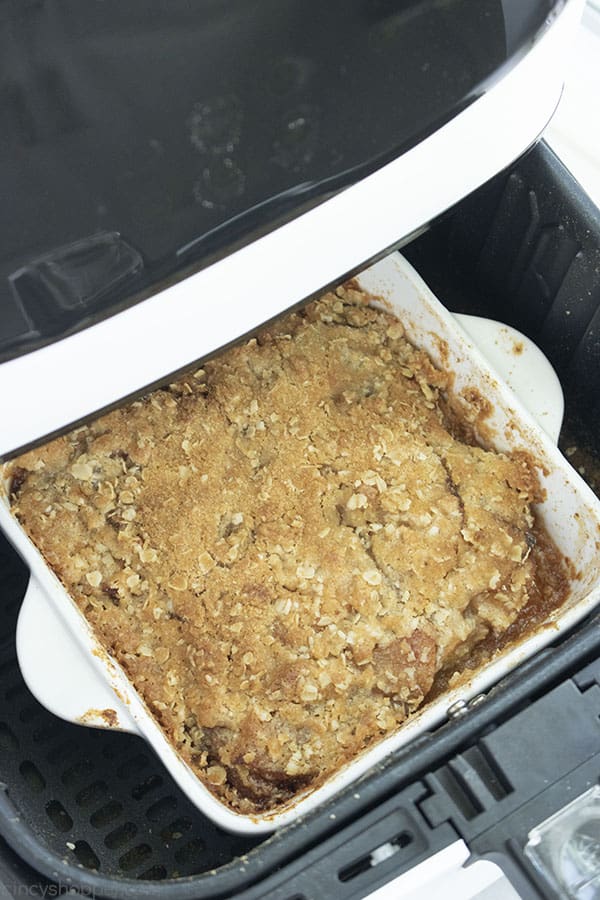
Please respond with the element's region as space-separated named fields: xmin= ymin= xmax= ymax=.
xmin=0 ymin=0 xmax=585 ymax=456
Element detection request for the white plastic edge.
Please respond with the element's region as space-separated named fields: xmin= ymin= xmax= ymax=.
xmin=362 ymin=840 xmax=520 ymax=900
xmin=0 ymin=0 xmax=585 ymax=457
xmin=363 ymin=841 xmax=471 ymax=900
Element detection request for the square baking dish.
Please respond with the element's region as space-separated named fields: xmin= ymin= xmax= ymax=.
xmin=2 ymin=250 xmax=600 ymax=835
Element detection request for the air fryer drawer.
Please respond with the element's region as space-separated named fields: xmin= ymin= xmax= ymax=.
xmin=0 ymin=140 xmax=599 ymax=900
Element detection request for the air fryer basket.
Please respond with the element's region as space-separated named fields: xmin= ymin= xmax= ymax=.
xmin=1 ymin=140 xmax=599 ymax=899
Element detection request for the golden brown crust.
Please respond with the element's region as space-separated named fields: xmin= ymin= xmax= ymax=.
xmin=5 ymin=284 xmax=567 ymax=814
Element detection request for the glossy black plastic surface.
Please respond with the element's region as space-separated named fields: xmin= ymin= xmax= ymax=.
xmin=0 ymin=0 xmax=559 ymax=359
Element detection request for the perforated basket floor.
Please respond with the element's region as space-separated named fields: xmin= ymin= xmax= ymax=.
xmin=0 ymin=533 xmax=262 ymax=881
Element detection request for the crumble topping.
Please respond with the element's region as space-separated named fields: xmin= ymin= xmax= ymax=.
xmin=6 ymin=284 xmax=567 ymax=814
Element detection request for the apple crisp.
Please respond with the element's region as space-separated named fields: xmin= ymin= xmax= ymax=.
xmin=6 ymin=283 xmax=568 ymax=815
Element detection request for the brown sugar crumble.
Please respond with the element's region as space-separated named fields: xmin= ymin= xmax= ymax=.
xmin=5 ymin=284 xmax=569 ymax=815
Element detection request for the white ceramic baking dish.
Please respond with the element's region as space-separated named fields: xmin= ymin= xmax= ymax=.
xmin=2 ymin=252 xmax=600 ymax=835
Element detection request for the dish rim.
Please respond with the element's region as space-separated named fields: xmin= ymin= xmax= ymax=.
xmin=3 ymin=251 xmax=600 ymax=834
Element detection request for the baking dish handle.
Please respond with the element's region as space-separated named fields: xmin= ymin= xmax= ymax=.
xmin=16 ymin=577 xmax=139 ymax=734
xmin=454 ymin=314 xmax=564 ymax=445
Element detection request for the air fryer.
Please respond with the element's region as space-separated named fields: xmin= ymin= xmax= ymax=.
xmin=1 ymin=1 xmax=599 ymax=898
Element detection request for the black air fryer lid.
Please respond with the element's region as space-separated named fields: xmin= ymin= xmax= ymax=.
xmin=0 ymin=0 xmax=577 ymax=456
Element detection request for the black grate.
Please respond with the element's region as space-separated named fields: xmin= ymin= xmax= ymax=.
xmin=0 ymin=532 xmax=262 ymax=880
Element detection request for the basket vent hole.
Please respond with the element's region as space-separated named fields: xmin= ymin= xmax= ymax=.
xmin=72 ymin=840 xmax=100 ymax=871
xmin=0 ymin=658 xmax=19 ymax=680
xmin=131 ymin=774 xmax=163 ymax=800
xmin=61 ymin=758 xmax=94 ymax=787
xmin=76 ymin=780 xmax=108 ymax=808
xmin=32 ymin=722 xmax=61 ymax=744
xmin=19 ymin=760 xmax=46 ymax=793
xmin=0 ymin=721 xmax=19 ymax=750
xmin=90 ymin=800 xmax=124 ymax=828
xmin=138 ymin=865 xmax=168 ymax=881
xmin=18 ymin=703 xmax=41 ymax=724
xmin=5 ymin=681 xmax=28 ymax=702
xmin=46 ymin=738 xmax=77 ymax=764
xmin=145 ymin=795 xmax=178 ymax=822
xmin=161 ymin=817 xmax=193 ymax=842
xmin=105 ymin=821 xmax=138 ymax=850
xmin=117 ymin=753 xmax=149 ymax=779
xmin=101 ymin=742 xmax=126 ymax=761
xmin=45 ymin=800 xmax=73 ymax=832
xmin=119 ymin=843 xmax=152 ymax=872
xmin=174 ymin=838 xmax=206 ymax=865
